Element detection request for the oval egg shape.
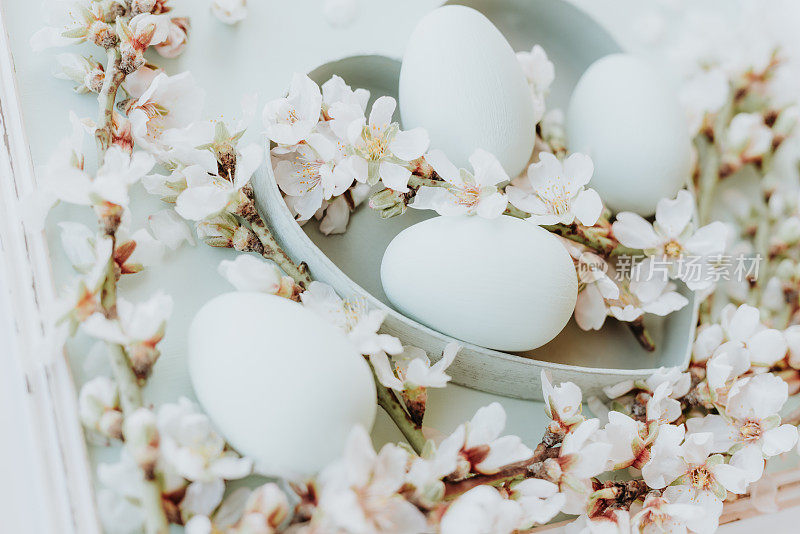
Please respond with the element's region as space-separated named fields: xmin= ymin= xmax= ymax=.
xmin=188 ymin=292 xmax=376 ymax=476
xmin=381 ymin=215 xmax=577 ymax=352
xmin=566 ymin=53 xmax=691 ymax=216
xmin=399 ymin=5 xmax=536 ymax=178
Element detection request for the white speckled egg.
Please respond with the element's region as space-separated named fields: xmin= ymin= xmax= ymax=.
xmin=381 ymin=216 xmax=577 ymax=351
xmin=567 ymin=54 xmax=691 ymax=216
xmin=188 ymin=292 xmax=376 ymax=476
xmin=399 ymin=5 xmax=536 ymax=178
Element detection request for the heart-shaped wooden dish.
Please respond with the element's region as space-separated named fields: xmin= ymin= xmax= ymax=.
xmin=251 ymin=0 xmax=698 ymax=400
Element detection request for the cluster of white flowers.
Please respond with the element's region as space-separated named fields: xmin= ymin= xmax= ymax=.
xmin=263 ymin=73 xmax=429 ymax=233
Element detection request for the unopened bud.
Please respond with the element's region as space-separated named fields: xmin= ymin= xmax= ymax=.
xmin=119 ymin=43 xmax=145 ymax=74
xmin=127 ymin=342 xmax=161 ymax=381
xmin=369 ymin=188 xmax=407 ymax=219
xmin=131 ymin=0 xmax=157 ymax=16
xmin=89 ymin=21 xmax=117 ymax=49
xmin=197 ymin=214 xmax=237 ymax=248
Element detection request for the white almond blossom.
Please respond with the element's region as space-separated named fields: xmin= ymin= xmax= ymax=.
xmin=218 ymin=255 xmax=295 ymax=296
xmin=272 ymin=127 xmax=359 ymax=220
xmin=158 ymin=398 xmax=252 ymax=517
xmin=517 ymin=44 xmax=555 ymax=123
xmin=631 ymin=491 xmax=705 ymax=534
xmin=263 ymin=73 xmax=322 ymax=146
xmin=211 ymin=0 xmax=248 ymax=25
xmin=316 ymin=182 xmax=371 ymax=235
xmin=612 ymin=190 xmax=729 ymax=290
xmin=82 ymin=291 xmax=172 ymax=347
xmin=642 ymin=427 xmax=761 ymax=502
xmin=45 ymin=146 xmax=155 ymax=211
xmin=300 ymin=281 xmax=402 ymax=357
xmin=595 ymin=411 xmax=651 ymax=471
xmin=314 ymin=426 xmax=427 ymax=534
xmin=607 ymin=259 xmax=689 ymax=322
xmin=322 ymin=74 xmax=369 ymax=139
xmin=227 ymin=483 xmax=290 ymax=534
xmin=507 ymin=152 xmax=603 ymax=226
xmin=545 ymin=418 xmax=612 ymax=514
xmin=372 ymin=342 xmax=459 ymax=391
xmin=661 ymin=485 xmax=724 ymax=534
xmin=696 ymin=303 xmax=788 ymax=371
xmin=686 ymin=374 xmax=797 ymax=466
xmin=174 ymin=143 xmax=263 ymax=221
xmin=117 ymin=13 xmax=173 ymax=73
xmin=541 ymin=370 xmax=584 ymax=432
xmin=411 ymin=149 xmax=509 ymax=218
xmin=566 ymin=510 xmax=631 ymax=534
xmin=59 ymin=222 xmax=104 ymax=273
xmin=154 ymin=17 xmax=189 ymax=58
xmin=31 ymin=0 xmax=111 ymax=51
xmin=57 ymin=235 xmax=112 ymax=333
xmin=646 ymin=382 xmax=683 ymax=425
xmin=82 ymin=291 xmax=172 ymax=377
xmin=604 ymin=366 xmax=692 ymax=403
xmin=147 ymin=209 xmax=195 ymax=249
xmin=440 ymin=485 xmax=523 ymax=534
xmin=127 ymin=71 xmax=205 ymax=154
xmin=572 ymin=248 xmax=620 ymax=330
xmin=509 ymin=478 xmax=565 ymax=528
xmin=79 ymin=376 xmax=123 ymax=441
xmin=438 ymin=402 xmax=533 ymax=476
xmin=97 ymin=452 xmax=147 ymax=534
xmin=346 ymin=96 xmax=429 ymax=191
xmin=184 ymin=486 xmax=253 ymax=534
xmin=406 ymin=432 xmax=461 ymax=506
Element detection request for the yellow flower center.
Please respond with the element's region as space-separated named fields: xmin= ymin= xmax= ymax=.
xmin=363 ymin=125 xmax=390 ymax=160
xmin=689 ymin=465 xmax=714 ymax=491
xmin=739 ymin=420 xmax=763 ymax=442
xmin=342 ymin=297 xmax=369 ymax=332
xmin=452 ymin=185 xmax=481 ymax=207
xmin=540 ymin=178 xmax=571 ymax=215
xmin=664 ymin=240 xmax=683 ymax=257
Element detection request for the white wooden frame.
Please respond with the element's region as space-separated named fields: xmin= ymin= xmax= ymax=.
xmin=0 ymin=0 xmax=796 ymax=531
xmin=0 ymin=4 xmax=101 ymax=533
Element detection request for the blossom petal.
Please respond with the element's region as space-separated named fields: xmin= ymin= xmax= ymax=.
xmin=368 ymin=95 xmax=396 ymax=130
xmin=612 ymin=212 xmax=661 ymax=249
xmin=572 ymin=188 xmax=603 ymax=226
xmin=390 ymin=128 xmax=429 ymax=161
xmin=748 ymin=328 xmax=788 ymax=367
xmin=469 ymin=149 xmax=509 ymax=187
xmin=475 ymin=192 xmax=508 ymax=219
xmin=424 ymin=150 xmax=461 ymax=186
xmin=762 ymin=425 xmax=798 ymax=457
xmin=379 ymin=162 xmax=412 ymax=192
xmin=656 ymin=190 xmax=694 ymax=238
xmin=562 ymin=152 xmax=594 ymax=191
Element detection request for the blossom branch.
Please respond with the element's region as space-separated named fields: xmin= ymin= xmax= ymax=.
xmin=95 ymin=47 xmax=125 ymax=156
xmin=89 ymin=15 xmax=170 ymax=534
xmin=237 ymin=187 xmax=312 ymax=289
xmin=370 ymin=360 xmax=428 ymax=454
xmin=442 ymin=442 xmax=555 ymax=499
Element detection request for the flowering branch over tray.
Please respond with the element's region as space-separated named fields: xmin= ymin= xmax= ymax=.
xmin=32 ymin=2 xmax=800 ymax=534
